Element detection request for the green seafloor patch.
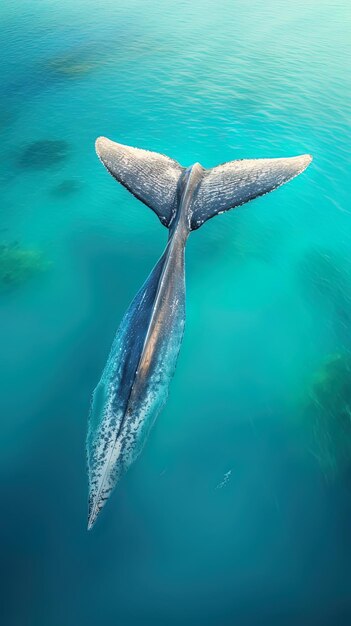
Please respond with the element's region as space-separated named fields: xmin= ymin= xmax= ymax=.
xmin=48 ymin=178 xmax=83 ymax=198
xmin=16 ymin=140 xmax=70 ymax=170
xmin=0 ymin=241 xmax=48 ymax=292
xmin=302 ymin=353 xmax=351 ymax=480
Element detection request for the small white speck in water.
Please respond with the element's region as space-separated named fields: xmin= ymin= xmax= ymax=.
xmin=216 ymin=469 xmax=232 ymax=489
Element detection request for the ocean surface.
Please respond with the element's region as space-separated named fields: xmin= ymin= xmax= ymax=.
xmin=1 ymin=1 xmax=351 ymax=624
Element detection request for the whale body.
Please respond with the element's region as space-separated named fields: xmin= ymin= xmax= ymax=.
xmin=87 ymin=137 xmax=312 ymax=529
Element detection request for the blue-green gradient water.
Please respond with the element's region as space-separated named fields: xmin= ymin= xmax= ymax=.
xmin=1 ymin=1 xmax=351 ymax=624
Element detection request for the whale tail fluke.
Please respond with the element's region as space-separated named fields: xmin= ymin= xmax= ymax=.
xmin=190 ymin=154 xmax=312 ymax=229
xmin=95 ymin=137 xmax=312 ymax=231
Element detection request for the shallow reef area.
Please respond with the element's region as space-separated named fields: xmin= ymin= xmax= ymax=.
xmin=42 ymin=40 xmax=116 ymax=82
xmin=49 ymin=179 xmax=82 ymax=197
xmin=0 ymin=241 xmax=48 ymax=292
xmin=16 ymin=140 xmax=70 ymax=170
xmin=302 ymin=352 xmax=351 ymax=479
xmin=45 ymin=51 xmax=99 ymax=79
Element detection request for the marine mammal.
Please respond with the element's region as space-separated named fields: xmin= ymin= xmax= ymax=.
xmin=87 ymin=137 xmax=312 ymax=529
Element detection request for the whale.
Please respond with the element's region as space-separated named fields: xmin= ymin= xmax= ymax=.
xmin=87 ymin=137 xmax=312 ymax=530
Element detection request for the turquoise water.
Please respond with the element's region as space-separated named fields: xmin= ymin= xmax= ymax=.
xmin=1 ymin=0 xmax=351 ymax=623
